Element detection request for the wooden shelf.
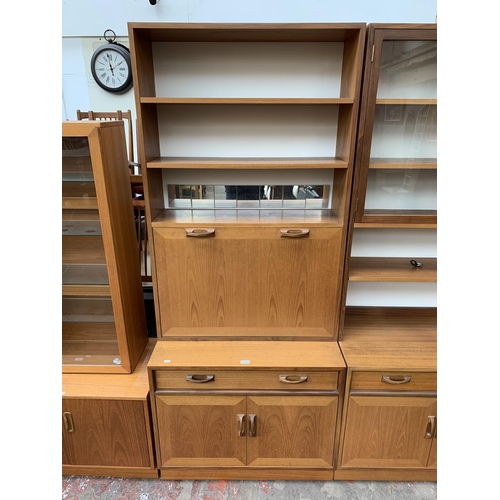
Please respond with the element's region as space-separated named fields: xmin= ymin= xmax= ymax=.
xmin=376 ymin=98 xmax=436 ymax=105
xmin=62 ymin=285 xmax=111 ymax=297
xmin=147 ymin=157 xmax=349 ymax=169
xmin=349 ymin=257 xmax=437 ymax=282
xmin=152 ymin=209 xmax=343 ymax=227
xmin=369 ymin=158 xmax=436 ymax=170
xmin=342 ymin=306 xmax=436 ymax=343
xmin=62 ymin=198 xmax=98 ymax=210
xmin=354 ymin=222 xmax=437 ymax=229
xmin=141 ymin=97 xmax=353 ymax=105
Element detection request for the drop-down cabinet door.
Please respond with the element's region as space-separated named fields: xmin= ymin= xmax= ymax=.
xmin=153 ymin=225 xmax=343 ymax=339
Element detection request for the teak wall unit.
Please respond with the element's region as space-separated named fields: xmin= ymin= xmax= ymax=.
xmin=62 ymin=341 xmax=157 ymax=478
xmin=62 ymin=121 xmax=148 ymax=373
xmin=128 ymin=22 xmax=366 ymax=341
xmin=336 ymin=24 xmax=437 ymax=481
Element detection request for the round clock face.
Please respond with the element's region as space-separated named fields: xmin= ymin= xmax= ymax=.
xmin=91 ymin=44 xmax=133 ymax=94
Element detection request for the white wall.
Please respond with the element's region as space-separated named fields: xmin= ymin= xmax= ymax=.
xmin=62 ymin=0 xmax=437 ymax=120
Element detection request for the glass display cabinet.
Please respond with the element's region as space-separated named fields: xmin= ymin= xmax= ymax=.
xmin=352 ymin=24 xmax=437 ymax=225
xmin=62 ymin=121 xmax=148 ymax=373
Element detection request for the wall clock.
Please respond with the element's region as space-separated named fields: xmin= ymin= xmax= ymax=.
xmin=90 ymin=30 xmax=133 ymax=94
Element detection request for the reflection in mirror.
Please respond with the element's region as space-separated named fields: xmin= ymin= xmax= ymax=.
xmin=168 ymin=185 xmax=329 ymax=209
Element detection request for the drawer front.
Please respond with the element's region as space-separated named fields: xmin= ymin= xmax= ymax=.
xmin=155 ymin=370 xmax=338 ymax=391
xmin=350 ymin=371 xmax=436 ymax=392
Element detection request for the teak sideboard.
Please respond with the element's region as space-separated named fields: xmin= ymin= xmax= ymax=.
xmin=62 ymin=22 xmax=437 ymax=482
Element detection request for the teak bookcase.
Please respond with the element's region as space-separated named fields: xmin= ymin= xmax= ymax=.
xmin=128 ymin=22 xmax=366 ymax=341
xmin=62 ymin=120 xmax=148 ymax=373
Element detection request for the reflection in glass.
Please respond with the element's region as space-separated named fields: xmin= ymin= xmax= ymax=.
xmin=168 ymin=184 xmax=329 ymax=209
xmin=377 ymin=40 xmax=437 ymax=99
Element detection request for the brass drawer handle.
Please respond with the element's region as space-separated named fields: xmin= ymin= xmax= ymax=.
xmin=186 ymin=228 xmax=215 ymax=237
xmin=280 ymin=228 xmax=310 ymax=238
xmin=382 ymin=375 xmax=411 ymax=385
xmin=425 ymin=416 xmax=436 ymax=439
xmin=237 ymin=414 xmax=246 ymax=436
xmin=248 ymin=414 xmax=256 ymax=437
xmin=63 ymin=412 xmax=75 ymax=432
xmin=186 ymin=374 xmax=215 ymax=383
xmin=279 ymin=374 xmax=308 ymax=384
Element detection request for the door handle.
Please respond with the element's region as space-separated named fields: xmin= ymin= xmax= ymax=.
xmin=186 ymin=228 xmax=215 ymax=237
xmin=279 ymin=374 xmax=308 ymax=384
xmin=381 ymin=374 xmax=411 ymax=384
xmin=186 ymin=374 xmax=215 ymax=383
xmin=248 ymin=414 xmax=256 ymax=437
xmin=237 ymin=414 xmax=246 ymax=436
xmin=63 ymin=412 xmax=75 ymax=432
xmin=425 ymin=416 xmax=436 ymax=439
xmin=280 ymin=228 xmax=309 ymax=238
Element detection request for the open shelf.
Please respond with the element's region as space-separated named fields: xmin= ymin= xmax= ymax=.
xmin=141 ymin=97 xmax=354 ymax=105
xmin=375 ymin=98 xmax=437 ymax=105
xmin=151 ymin=208 xmax=343 ymax=227
xmin=147 ymin=157 xmax=349 ymax=169
xmin=349 ymin=257 xmax=436 ymax=282
xmin=342 ymin=306 xmax=436 ymax=342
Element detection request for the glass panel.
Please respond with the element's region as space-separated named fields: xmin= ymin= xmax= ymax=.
xmin=365 ymin=169 xmax=437 ymax=212
xmin=367 ymin=105 xmax=437 ymax=213
xmin=167 ymin=185 xmax=330 ymax=209
xmin=62 ymin=264 xmax=109 ymax=285
xmin=377 ymin=40 xmax=437 ymax=99
xmin=62 ymin=297 xmax=114 ymax=323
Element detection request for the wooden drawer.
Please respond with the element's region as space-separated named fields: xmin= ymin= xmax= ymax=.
xmin=155 ymin=370 xmax=338 ymax=391
xmin=350 ymin=371 xmax=436 ymax=392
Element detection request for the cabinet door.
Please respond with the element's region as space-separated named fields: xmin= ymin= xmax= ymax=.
xmin=246 ymin=396 xmax=338 ymax=467
xmin=62 ymin=399 xmax=151 ymax=467
xmin=154 ymin=226 xmax=342 ymax=336
xmin=155 ymin=394 xmax=247 ymax=467
xmin=341 ymin=396 xmax=437 ymax=469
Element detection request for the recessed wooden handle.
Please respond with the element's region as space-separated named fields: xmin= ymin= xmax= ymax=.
xmin=425 ymin=416 xmax=436 ymax=439
xmin=186 ymin=228 xmax=215 ymax=237
xmin=186 ymin=374 xmax=215 ymax=383
xmin=280 ymin=228 xmax=310 ymax=238
xmin=279 ymin=374 xmax=308 ymax=384
xmin=248 ymin=414 xmax=256 ymax=437
xmin=63 ymin=412 xmax=75 ymax=432
xmin=381 ymin=375 xmax=411 ymax=384
xmin=237 ymin=414 xmax=246 ymax=436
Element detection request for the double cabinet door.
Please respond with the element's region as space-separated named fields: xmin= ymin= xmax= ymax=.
xmin=155 ymin=393 xmax=338 ymax=468
xmin=153 ymin=226 xmax=342 ymax=337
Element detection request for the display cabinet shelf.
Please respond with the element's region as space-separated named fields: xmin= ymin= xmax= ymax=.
xmin=369 ymin=158 xmax=436 ymax=169
xmin=62 ymin=121 xmax=148 ymax=373
xmin=349 ymin=257 xmax=437 ymax=282
xmin=375 ymin=98 xmax=436 ymax=105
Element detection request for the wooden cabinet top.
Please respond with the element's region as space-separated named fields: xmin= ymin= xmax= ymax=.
xmin=339 ymin=340 xmax=436 ymax=372
xmin=149 ymin=341 xmax=345 ymax=370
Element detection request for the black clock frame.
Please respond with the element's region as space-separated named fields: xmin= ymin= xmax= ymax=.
xmin=90 ymin=42 xmax=133 ymax=94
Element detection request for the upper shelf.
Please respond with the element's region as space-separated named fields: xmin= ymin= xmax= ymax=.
xmin=369 ymin=158 xmax=436 ymax=169
xmin=141 ymin=97 xmax=354 ymax=105
xmin=147 ymin=157 xmax=349 ymax=169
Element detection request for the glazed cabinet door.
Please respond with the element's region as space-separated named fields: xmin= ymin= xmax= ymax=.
xmin=340 ymin=396 xmax=437 ymax=469
xmin=153 ymin=226 xmax=342 ymax=337
xmin=155 ymin=394 xmax=247 ymax=467
xmin=62 ymin=399 xmax=152 ymax=468
xmin=246 ymin=396 xmax=338 ymax=468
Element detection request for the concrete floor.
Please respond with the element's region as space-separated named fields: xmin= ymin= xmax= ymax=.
xmin=62 ymin=477 xmax=437 ymax=499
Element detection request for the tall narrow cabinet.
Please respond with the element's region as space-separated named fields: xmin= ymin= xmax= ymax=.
xmin=128 ymin=23 xmax=366 ymax=341
xmin=336 ymin=24 xmax=437 ymax=481
xmin=62 ymin=121 xmax=148 ymax=373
